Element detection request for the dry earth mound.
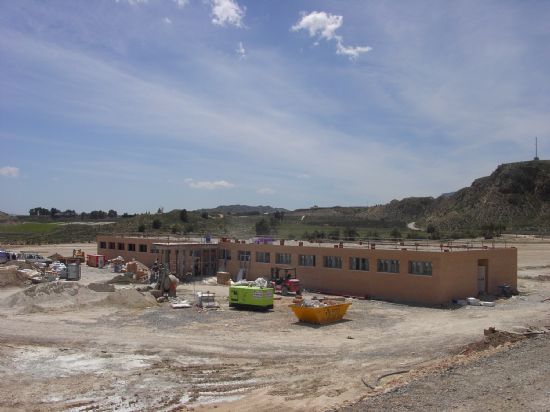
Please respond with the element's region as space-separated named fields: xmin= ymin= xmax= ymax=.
xmin=0 ymin=265 xmax=31 ymax=287
xmin=1 ymin=282 xmax=156 ymax=313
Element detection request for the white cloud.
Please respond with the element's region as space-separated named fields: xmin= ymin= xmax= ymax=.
xmin=0 ymin=166 xmax=19 ymax=177
xmin=185 ymin=178 xmax=235 ymax=190
xmin=336 ymin=39 xmax=372 ymax=60
xmin=236 ymin=41 xmax=246 ymax=59
xmin=291 ymin=11 xmax=342 ymax=41
xmin=173 ymin=0 xmax=188 ymax=8
xmin=211 ymin=0 xmax=245 ymax=28
xmin=291 ymin=11 xmax=372 ymax=60
xmin=163 ymin=17 xmax=172 ymax=25
xmin=257 ymin=187 xmax=275 ymax=195
xmin=115 ymin=0 xmax=148 ymax=5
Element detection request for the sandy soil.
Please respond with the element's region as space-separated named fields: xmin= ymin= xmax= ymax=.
xmin=340 ymin=334 xmax=550 ymax=412
xmin=0 ymin=240 xmax=549 ymax=411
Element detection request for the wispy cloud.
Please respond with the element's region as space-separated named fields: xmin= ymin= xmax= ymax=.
xmin=185 ymin=178 xmax=235 ymax=190
xmin=163 ymin=17 xmax=172 ymax=25
xmin=0 ymin=166 xmax=19 ymax=177
xmin=336 ymin=41 xmax=372 ymax=60
xmin=291 ymin=11 xmax=372 ymax=60
xmin=211 ymin=0 xmax=245 ymax=28
xmin=115 ymin=0 xmax=148 ymax=5
xmin=257 ymin=187 xmax=275 ymax=195
xmin=173 ymin=0 xmax=188 ymax=9
xmin=236 ymin=41 xmax=246 ymax=59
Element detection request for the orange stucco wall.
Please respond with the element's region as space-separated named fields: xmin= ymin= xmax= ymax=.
xmin=97 ymin=235 xmax=160 ymax=266
xmin=218 ymin=241 xmax=517 ymax=304
xmin=96 ymin=236 xmax=517 ymax=305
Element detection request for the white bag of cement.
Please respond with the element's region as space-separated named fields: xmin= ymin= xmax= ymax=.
xmin=456 ymin=299 xmax=468 ymax=306
xmin=480 ymin=301 xmax=496 ymax=307
xmin=254 ymin=277 xmax=268 ymax=288
xmin=467 ymin=297 xmax=481 ymax=306
xmin=171 ymin=300 xmax=191 ymax=309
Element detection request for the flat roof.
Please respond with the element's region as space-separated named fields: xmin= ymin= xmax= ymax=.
xmin=99 ymin=235 xmax=513 ymax=252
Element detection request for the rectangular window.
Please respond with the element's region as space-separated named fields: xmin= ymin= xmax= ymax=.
xmin=377 ymin=259 xmax=400 ymax=273
xmin=409 ymin=261 xmax=432 ymax=276
xmin=323 ymin=256 xmax=342 ymax=269
xmin=139 ymin=244 xmax=147 ymax=253
xmin=275 ymin=253 xmax=292 ymax=265
xmin=117 ymin=243 xmax=125 ymax=250
xmin=128 ymin=243 xmax=136 ymax=252
xmin=238 ymin=250 xmax=251 ymax=261
xmin=218 ymin=249 xmax=231 ymax=260
xmin=256 ymin=252 xmax=270 ymax=263
xmin=350 ymin=257 xmax=369 ymax=271
xmin=299 ymin=254 xmax=316 ymax=267
xmin=108 ymin=242 xmax=115 ymax=250
xmin=99 ymin=241 xmax=107 ymax=249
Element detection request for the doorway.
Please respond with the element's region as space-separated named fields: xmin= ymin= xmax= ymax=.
xmin=477 ymin=259 xmax=488 ymax=295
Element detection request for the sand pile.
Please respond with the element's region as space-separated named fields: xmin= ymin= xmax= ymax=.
xmin=1 ymin=282 xmax=156 ymax=313
xmin=2 ymin=282 xmax=102 ymax=312
xmin=0 ymin=265 xmax=32 ymax=287
xmin=104 ymin=288 xmax=157 ymax=309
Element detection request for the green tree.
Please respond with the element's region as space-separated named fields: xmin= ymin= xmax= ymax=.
xmin=138 ymin=224 xmax=145 ymax=232
xmin=328 ymin=229 xmax=340 ymax=240
xmin=171 ymin=224 xmax=181 ymax=234
xmin=152 ymin=219 xmax=162 ymax=229
xmin=201 ymin=212 xmax=209 ymax=219
xmin=343 ymin=227 xmax=359 ymax=240
xmin=255 ymin=218 xmax=270 ymax=235
xmin=273 ymin=210 xmax=285 ymax=222
xmin=390 ymin=228 xmax=402 ymax=239
xmin=179 ymin=209 xmax=189 ymax=222
xmin=107 ymin=209 xmax=118 ymax=218
xmin=29 ymin=207 xmax=50 ymax=216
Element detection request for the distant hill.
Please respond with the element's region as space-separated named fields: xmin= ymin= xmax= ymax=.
xmin=196 ymin=205 xmax=288 ymax=216
xmin=289 ymin=160 xmax=550 ymax=231
xmin=424 ymin=160 xmax=550 ymax=230
xmin=0 ymin=211 xmax=14 ymax=223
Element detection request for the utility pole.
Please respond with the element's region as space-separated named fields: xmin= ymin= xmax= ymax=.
xmin=534 ymin=137 xmax=539 ymax=161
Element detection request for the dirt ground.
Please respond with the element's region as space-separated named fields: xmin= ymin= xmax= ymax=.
xmin=340 ymin=333 xmax=550 ymax=412
xmin=0 ymin=239 xmax=549 ymax=411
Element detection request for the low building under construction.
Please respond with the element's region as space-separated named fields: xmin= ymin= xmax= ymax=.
xmin=96 ymin=235 xmax=517 ymax=305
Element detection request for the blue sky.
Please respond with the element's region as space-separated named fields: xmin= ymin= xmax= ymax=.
xmin=1 ymin=0 xmax=549 ymax=214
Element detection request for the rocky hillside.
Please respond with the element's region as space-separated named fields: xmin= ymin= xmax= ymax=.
xmin=290 ymin=160 xmax=550 ymax=231
xmin=425 ymin=160 xmax=550 ymax=230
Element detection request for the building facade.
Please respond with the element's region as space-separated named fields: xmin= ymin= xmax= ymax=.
xmin=96 ymin=235 xmax=517 ymax=305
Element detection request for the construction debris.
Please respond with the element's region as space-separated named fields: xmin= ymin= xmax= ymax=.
xmin=170 ymin=299 xmax=191 ymax=309
xmin=0 ymin=265 xmax=33 ymax=287
xmin=216 ymin=271 xmax=231 ymax=285
xmin=196 ymin=291 xmax=219 ymax=308
xmin=466 ymin=297 xmax=481 ymax=306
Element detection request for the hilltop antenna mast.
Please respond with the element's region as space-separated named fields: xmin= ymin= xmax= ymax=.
xmin=534 ymin=137 xmax=539 ymax=161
